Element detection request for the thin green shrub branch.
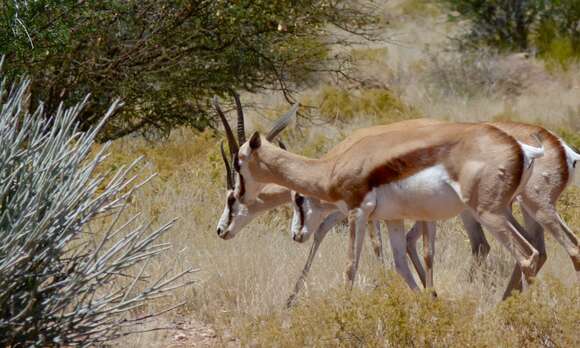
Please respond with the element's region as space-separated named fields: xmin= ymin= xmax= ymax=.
xmin=0 ymin=61 xmax=196 ymax=346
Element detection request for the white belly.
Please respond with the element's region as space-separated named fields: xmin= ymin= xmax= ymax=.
xmin=370 ymin=164 xmax=465 ymax=221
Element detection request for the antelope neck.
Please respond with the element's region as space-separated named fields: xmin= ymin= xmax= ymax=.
xmin=255 ymin=144 xmax=333 ymax=202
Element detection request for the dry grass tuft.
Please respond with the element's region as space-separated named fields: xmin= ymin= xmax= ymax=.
xmin=242 ymin=274 xmax=579 ymax=347
xmin=317 ymin=86 xmax=418 ymax=123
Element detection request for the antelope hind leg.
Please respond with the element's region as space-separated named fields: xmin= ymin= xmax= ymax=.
xmin=476 ymin=209 xmax=539 ymax=300
xmin=388 ymin=220 xmax=420 ymax=291
xmin=406 ymin=222 xmax=427 ymax=288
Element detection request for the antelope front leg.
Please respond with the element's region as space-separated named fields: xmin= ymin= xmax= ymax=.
xmin=422 ymin=221 xmax=436 ymax=294
xmin=368 ymin=220 xmax=385 ymax=266
xmin=345 ymin=195 xmax=376 ymax=287
xmin=406 ymin=222 xmax=427 ymax=288
xmin=287 ymin=212 xmax=344 ymax=308
xmin=345 ymin=208 xmax=368 ymax=287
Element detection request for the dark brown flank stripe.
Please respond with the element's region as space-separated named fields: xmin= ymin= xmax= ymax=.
xmin=328 ymin=143 xmax=458 ymax=208
xmin=367 ymin=143 xmax=454 ymax=189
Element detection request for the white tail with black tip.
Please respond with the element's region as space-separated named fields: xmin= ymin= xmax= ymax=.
xmin=562 ymin=141 xmax=580 ymax=186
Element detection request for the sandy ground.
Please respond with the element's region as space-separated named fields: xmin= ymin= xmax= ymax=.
xmin=120 ymin=316 xmax=222 ymax=347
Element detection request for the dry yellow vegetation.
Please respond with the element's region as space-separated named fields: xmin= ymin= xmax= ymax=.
xmin=107 ymin=1 xmax=579 ymax=346
xmin=107 ymin=112 xmax=579 ymax=347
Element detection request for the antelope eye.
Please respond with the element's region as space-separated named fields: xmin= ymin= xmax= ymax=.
xmin=295 ymin=194 xmax=304 ymax=206
xmin=227 ymin=194 xmax=236 ymax=206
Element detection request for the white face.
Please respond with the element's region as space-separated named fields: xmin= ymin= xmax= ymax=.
xmin=216 ymin=189 xmax=251 ymax=240
xmin=216 ymin=146 xmax=265 ymax=240
xmin=290 ymin=191 xmax=331 ymax=243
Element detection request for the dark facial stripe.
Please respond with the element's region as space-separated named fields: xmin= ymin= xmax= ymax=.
xmin=231 ymin=153 xmax=246 ymax=199
xmin=227 ymin=194 xmax=235 ymax=225
xmin=295 ymin=194 xmax=305 ymax=228
xmin=238 ymin=174 xmax=246 ymax=198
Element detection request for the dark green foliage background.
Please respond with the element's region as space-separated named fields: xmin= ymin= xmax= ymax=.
xmin=440 ymin=0 xmax=580 ymax=64
xmin=1 ymin=0 xmax=378 ymax=140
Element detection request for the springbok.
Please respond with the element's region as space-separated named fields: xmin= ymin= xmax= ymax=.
xmin=212 ymin=98 xmax=480 ymax=304
xmin=213 ymin=95 xmax=438 ymax=304
xmin=216 ymin=94 xmax=438 ymax=241
xmin=213 ymin=96 xmax=481 ymax=302
xmin=229 ymin=105 xmax=545 ymax=296
xmin=403 ymin=123 xmax=580 ymax=296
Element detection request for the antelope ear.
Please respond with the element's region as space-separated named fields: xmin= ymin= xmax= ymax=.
xmin=249 ymin=132 xmax=261 ymax=150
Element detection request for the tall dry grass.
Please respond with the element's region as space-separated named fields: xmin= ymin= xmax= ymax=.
xmin=109 ymin=1 xmax=579 ymax=345
xmin=106 ymin=112 xmax=579 ymax=346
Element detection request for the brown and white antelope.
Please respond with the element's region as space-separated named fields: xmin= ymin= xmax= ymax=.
xmin=213 ymin=96 xmax=443 ymax=304
xmin=230 ymin=109 xmax=545 ymax=296
xmin=404 ymin=122 xmax=580 ymax=297
xmin=215 ymin=96 xmax=440 ymax=240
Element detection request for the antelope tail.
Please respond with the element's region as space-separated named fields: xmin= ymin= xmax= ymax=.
xmin=518 ymin=133 xmax=544 ymax=170
xmin=564 ymin=143 xmax=580 ymax=167
xmin=562 ymin=141 xmax=580 ymax=186
xmin=512 ymin=135 xmax=544 ymax=200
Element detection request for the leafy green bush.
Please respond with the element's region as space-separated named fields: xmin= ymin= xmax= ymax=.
xmin=534 ymin=0 xmax=580 ymax=69
xmin=0 ymin=0 xmax=380 ymax=140
xmin=441 ymin=0 xmax=580 ymax=66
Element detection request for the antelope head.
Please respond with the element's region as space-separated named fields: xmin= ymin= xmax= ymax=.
xmin=232 ymin=102 xmax=298 ymax=200
xmin=215 ymin=93 xmax=296 ymax=239
xmin=214 ymin=92 xmax=252 ymax=239
xmin=290 ymin=191 xmax=337 ymax=243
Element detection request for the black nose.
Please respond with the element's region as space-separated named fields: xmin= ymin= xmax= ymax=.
xmin=293 ymin=234 xmax=302 ymax=242
xmin=217 ymin=228 xmax=222 ymax=235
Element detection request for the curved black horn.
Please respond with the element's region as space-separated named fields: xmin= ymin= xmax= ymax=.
xmin=220 ymin=141 xmax=234 ymax=189
xmin=266 ymin=103 xmax=299 ymax=141
xmin=231 ymin=91 xmax=246 ymax=144
xmin=213 ymin=96 xmax=239 ymax=156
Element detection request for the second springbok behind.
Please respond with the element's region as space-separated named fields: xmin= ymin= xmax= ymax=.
xmin=403 ymin=123 xmax=580 ymax=297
